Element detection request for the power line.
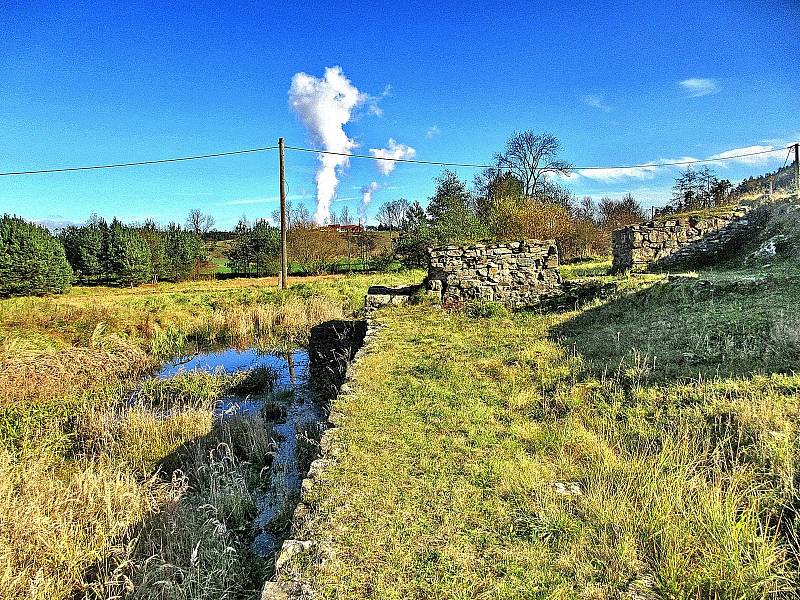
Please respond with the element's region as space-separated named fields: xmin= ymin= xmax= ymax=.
xmin=781 ymin=147 xmax=792 ymax=170
xmin=283 ymin=145 xmax=498 ymax=169
xmin=0 ymin=141 xmax=794 ymax=178
xmin=0 ymin=146 xmax=278 ymax=177
xmin=285 ymin=144 xmax=793 ymax=170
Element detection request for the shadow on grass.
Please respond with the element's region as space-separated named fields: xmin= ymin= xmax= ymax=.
xmin=551 ymin=274 xmax=800 ymax=384
xmin=76 ymin=318 xmax=367 ymax=599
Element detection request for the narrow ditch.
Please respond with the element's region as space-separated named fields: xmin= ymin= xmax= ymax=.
xmin=146 ymin=319 xmax=367 ymax=590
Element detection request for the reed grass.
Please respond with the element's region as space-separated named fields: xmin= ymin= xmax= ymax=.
xmin=0 ymin=272 xmax=424 ymax=599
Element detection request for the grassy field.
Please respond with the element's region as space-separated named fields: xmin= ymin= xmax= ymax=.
xmin=290 ymin=260 xmax=800 ymax=598
xmin=4 ymin=257 xmax=800 ymax=599
xmin=0 ymin=270 xmax=423 ymax=600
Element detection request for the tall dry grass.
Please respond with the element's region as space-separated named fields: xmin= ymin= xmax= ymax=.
xmin=1 ymin=380 xmax=277 ymax=600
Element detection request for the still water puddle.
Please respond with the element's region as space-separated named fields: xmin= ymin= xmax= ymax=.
xmin=158 ymin=348 xmax=309 ymax=388
xmin=156 ymin=346 xmax=323 ymax=560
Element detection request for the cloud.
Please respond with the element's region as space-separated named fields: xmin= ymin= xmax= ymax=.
xmin=577 ymin=163 xmax=661 ymax=182
xmin=679 ymin=78 xmax=719 ymax=97
xmin=708 ymin=145 xmax=782 ymax=167
xmin=582 ymin=94 xmax=611 ymax=112
xmin=369 ymin=138 xmax=417 ymax=176
xmin=426 ymin=125 xmax=441 ymax=139
xmin=568 ymin=141 xmax=787 ymax=184
xmin=359 ymin=181 xmax=379 ymax=220
xmin=33 ymin=218 xmax=78 ymax=231
xmin=289 ymin=66 xmax=368 ymax=224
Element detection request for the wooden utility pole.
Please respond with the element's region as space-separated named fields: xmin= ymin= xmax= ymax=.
xmin=279 ymin=138 xmax=288 ymax=289
xmin=794 ymin=143 xmax=799 ymax=195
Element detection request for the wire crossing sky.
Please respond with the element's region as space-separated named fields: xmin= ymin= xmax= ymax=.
xmin=1 ymin=1 xmax=798 ymax=228
xmin=1 ymin=143 xmax=793 ymax=178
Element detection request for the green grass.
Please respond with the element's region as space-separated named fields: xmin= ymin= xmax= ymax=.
xmin=0 ymin=271 xmax=424 ymax=404
xmin=0 ymin=271 xmax=424 ymax=600
xmin=289 ymin=264 xmax=800 ymax=599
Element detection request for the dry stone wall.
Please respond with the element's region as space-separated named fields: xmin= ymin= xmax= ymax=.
xmin=426 ymin=240 xmax=562 ymax=307
xmin=611 ymin=206 xmax=754 ymax=272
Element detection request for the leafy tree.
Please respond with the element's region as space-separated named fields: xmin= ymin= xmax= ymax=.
xmin=0 ymin=215 xmax=73 ymax=297
xmin=598 ymin=194 xmax=646 ymax=231
xmin=288 ymin=223 xmax=345 ymax=274
xmin=473 ymin=170 xmax=524 ymax=222
xmin=376 ymin=199 xmax=411 ymax=230
xmin=186 ymin=209 xmax=216 ymax=236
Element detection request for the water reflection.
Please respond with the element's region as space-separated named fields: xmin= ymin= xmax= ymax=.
xmin=158 ymin=348 xmax=308 ymax=389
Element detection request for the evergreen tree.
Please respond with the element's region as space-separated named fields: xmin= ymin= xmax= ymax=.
xmin=672 ymin=168 xmax=702 ymax=210
xmin=250 ymin=219 xmax=280 ymax=276
xmin=59 ymin=215 xmax=106 ymax=282
xmin=226 ymin=217 xmax=253 ymax=276
xmin=105 ymin=219 xmax=151 ymax=286
xmin=426 ymin=170 xmax=487 ymax=244
xmin=396 ymin=201 xmax=435 ymax=267
xmin=0 ymin=215 xmax=73 ymax=297
xmin=137 ymin=219 xmax=167 ymax=284
xmin=163 ymin=223 xmax=203 ymax=282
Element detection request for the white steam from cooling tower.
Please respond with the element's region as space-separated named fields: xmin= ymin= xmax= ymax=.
xmin=360 ymin=181 xmax=379 ymax=219
xmin=289 ymin=67 xmax=416 ymax=224
xmin=289 ymin=66 xmax=363 ymax=224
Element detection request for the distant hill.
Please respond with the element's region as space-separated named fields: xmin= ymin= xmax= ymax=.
xmin=735 ymin=159 xmax=797 ymax=197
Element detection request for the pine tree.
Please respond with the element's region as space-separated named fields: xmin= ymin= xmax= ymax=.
xmin=0 ymin=215 xmax=73 ymax=297
xmin=426 ymin=170 xmax=488 ymax=245
xmin=250 ymin=219 xmax=280 ymax=277
xmin=226 ymin=217 xmax=253 ymax=276
xmin=163 ymin=223 xmax=202 ymax=282
xmin=105 ymin=219 xmax=152 ymax=286
xmin=59 ymin=214 xmax=107 ymax=282
xmin=396 ymin=201 xmax=435 ymax=267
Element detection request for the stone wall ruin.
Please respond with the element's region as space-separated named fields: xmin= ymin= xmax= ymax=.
xmin=425 ymin=240 xmax=563 ymax=307
xmin=611 ymin=205 xmax=754 ymax=272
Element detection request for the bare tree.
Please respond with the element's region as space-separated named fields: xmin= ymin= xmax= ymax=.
xmin=186 ymin=209 xmax=215 ymax=235
xmin=495 ymin=131 xmax=572 ymax=197
xmin=339 ymin=205 xmax=352 ymax=225
xmin=376 ymin=199 xmax=411 ymax=230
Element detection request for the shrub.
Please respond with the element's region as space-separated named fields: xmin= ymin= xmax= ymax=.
xmin=0 ymin=215 xmax=73 ymax=298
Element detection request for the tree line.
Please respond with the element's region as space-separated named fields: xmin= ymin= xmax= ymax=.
xmin=59 ymin=215 xmax=205 ymax=286
xmin=666 ymin=166 xmax=733 ymax=213
xmin=0 ymin=211 xmax=212 ymax=297
xmin=374 ymin=131 xmax=647 ymax=266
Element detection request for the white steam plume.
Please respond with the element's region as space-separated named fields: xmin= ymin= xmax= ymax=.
xmin=360 ymin=181 xmax=379 ymax=219
xmin=369 ymin=138 xmax=416 ymax=176
xmin=289 ymin=66 xmax=364 ymax=224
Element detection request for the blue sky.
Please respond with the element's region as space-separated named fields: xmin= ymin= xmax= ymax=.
xmin=1 ymin=0 xmax=798 ymax=229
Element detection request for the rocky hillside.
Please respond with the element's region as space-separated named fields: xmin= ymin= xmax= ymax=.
xmin=739 ymin=197 xmax=800 ymax=264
